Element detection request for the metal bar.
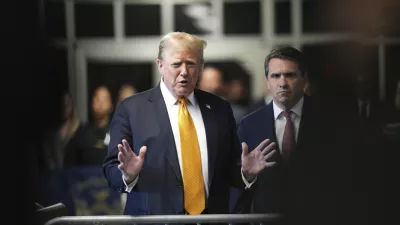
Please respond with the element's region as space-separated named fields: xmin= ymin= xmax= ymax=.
xmin=291 ymin=0 xmax=302 ymax=50
xmin=45 ymin=214 xmax=282 ymax=225
xmin=113 ymin=0 xmax=124 ymax=42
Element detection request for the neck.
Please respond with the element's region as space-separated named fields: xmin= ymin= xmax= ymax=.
xmin=275 ymin=102 xmax=293 ymax=111
xmin=95 ymin=116 xmax=109 ymax=128
xmin=275 ymin=99 xmax=299 ymax=111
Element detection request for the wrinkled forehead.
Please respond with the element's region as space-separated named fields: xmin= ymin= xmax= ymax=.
xmin=268 ymin=58 xmax=301 ymax=73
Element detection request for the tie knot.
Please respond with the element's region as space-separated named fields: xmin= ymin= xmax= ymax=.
xmin=178 ymin=97 xmax=187 ymax=105
xmin=282 ymin=110 xmax=292 ymax=119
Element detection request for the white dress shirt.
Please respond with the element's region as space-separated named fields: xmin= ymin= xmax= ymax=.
xmin=273 ymin=97 xmax=304 ymax=152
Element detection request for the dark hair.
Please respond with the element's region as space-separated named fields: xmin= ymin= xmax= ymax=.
xmin=264 ymin=46 xmax=307 ymax=78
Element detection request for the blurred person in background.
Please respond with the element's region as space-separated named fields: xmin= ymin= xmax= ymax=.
xmin=41 ymin=92 xmax=84 ymax=170
xmin=117 ymin=84 xmax=137 ymax=103
xmin=198 ymin=64 xmax=225 ymax=97
xmin=225 ymin=78 xmax=249 ymax=125
xmin=70 ymin=86 xmax=113 ymax=167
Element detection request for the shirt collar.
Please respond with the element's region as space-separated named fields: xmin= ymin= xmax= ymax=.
xmin=160 ymin=78 xmax=197 ymax=109
xmin=273 ymin=96 xmax=304 ymax=120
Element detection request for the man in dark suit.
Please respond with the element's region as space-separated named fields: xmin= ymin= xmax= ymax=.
xmin=237 ymin=47 xmax=354 ymax=225
xmin=103 ymin=32 xmax=277 ymax=217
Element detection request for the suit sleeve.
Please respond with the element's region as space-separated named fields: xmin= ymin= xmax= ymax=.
xmin=102 ymin=101 xmax=133 ymax=193
xmin=225 ymin=101 xmax=246 ymax=189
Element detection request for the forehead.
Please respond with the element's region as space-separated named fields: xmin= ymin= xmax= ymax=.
xmin=94 ymin=88 xmax=111 ymax=98
xmin=268 ymin=58 xmax=300 ymax=73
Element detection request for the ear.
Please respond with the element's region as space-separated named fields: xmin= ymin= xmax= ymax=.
xmin=304 ymin=72 xmax=308 ymax=83
xmin=156 ymin=59 xmax=163 ymax=76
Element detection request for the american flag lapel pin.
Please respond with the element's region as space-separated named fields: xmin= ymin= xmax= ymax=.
xmin=206 ymin=104 xmax=211 ymax=109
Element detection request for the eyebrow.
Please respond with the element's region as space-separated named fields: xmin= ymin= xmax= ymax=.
xmin=270 ymin=72 xmax=297 ymax=77
xmin=172 ymin=59 xmax=197 ymax=64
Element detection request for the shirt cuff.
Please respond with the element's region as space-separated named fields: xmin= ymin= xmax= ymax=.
xmin=123 ymin=175 xmax=139 ymax=193
xmin=241 ymin=168 xmax=257 ymax=190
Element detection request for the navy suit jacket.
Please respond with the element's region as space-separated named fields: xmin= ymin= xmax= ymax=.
xmin=237 ymin=95 xmax=353 ymax=223
xmin=103 ymin=84 xmax=243 ymax=216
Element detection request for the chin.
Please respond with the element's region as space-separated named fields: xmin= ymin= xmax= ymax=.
xmin=176 ymin=88 xmax=192 ymax=97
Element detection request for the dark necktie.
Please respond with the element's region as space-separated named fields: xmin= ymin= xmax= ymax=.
xmin=282 ymin=110 xmax=296 ymax=163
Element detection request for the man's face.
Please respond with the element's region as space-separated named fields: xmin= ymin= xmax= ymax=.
xmin=266 ymin=58 xmax=306 ymax=109
xmin=157 ymin=48 xmax=202 ymax=97
xmin=92 ymin=87 xmax=112 ymax=117
xmin=199 ymin=67 xmax=223 ymax=95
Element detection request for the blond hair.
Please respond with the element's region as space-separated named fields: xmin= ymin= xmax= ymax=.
xmin=157 ymin=32 xmax=207 ymax=64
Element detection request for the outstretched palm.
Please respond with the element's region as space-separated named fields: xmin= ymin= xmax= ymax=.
xmin=241 ymin=139 xmax=277 ymax=179
xmin=118 ymin=139 xmax=147 ymax=183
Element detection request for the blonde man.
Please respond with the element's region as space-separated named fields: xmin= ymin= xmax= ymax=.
xmin=103 ymin=32 xmax=277 ymax=217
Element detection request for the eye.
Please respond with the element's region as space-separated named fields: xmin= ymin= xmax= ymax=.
xmin=271 ymin=74 xmax=279 ymax=79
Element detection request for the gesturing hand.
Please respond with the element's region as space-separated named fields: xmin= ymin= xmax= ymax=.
xmin=241 ymin=139 xmax=277 ymax=180
xmin=117 ymin=139 xmax=147 ymax=183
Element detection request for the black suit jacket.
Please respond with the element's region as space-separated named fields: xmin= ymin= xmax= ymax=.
xmin=237 ymin=95 xmax=353 ymax=224
xmin=103 ymin=84 xmax=243 ymax=216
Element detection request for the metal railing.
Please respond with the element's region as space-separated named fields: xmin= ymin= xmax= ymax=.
xmin=45 ymin=214 xmax=283 ymax=225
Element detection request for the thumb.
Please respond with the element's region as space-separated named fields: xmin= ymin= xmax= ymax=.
xmin=139 ymin=146 xmax=147 ymax=158
xmin=241 ymin=142 xmax=248 ymax=156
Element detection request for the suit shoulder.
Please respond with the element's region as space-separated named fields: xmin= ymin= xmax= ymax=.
xmin=194 ymin=88 xmax=230 ymax=105
xmin=241 ymin=104 xmax=270 ymax=124
xmin=119 ymin=87 xmax=156 ymax=106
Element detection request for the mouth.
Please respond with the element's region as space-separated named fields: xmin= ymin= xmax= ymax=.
xmin=178 ymin=80 xmax=189 ymax=85
xmin=278 ymin=91 xmax=290 ymax=94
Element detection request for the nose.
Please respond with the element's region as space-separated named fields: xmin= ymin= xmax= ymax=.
xmin=278 ymin=75 xmax=289 ymax=89
xmin=180 ymin=64 xmax=188 ymax=77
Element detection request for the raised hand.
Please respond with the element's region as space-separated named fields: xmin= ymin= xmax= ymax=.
xmin=241 ymin=139 xmax=277 ymax=180
xmin=117 ymin=139 xmax=147 ymax=183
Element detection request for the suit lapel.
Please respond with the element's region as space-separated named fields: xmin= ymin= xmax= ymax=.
xmin=149 ymin=85 xmax=182 ymax=183
xmin=195 ymin=90 xmax=218 ymax=185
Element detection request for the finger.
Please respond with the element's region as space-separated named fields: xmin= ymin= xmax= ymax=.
xmin=118 ymin=151 xmax=127 ymax=162
xmin=122 ymin=139 xmax=132 ymax=152
xmin=255 ymin=139 xmax=270 ymax=152
xmin=122 ymin=139 xmax=136 ymax=156
xmin=264 ymin=161 xmax=277 ymax=168
xmin=138 ymin=146 xmax=147 ymax=159
xmin=261 ymin=142 xmax=277 ymax=155
xmin=118 ymin=163 xmax=125 ymax=171
xmin=263 ymin=149 xmax=277 ymax=161
xmin=241 ymin=142 xmax=249 ymax=156
xmin=118 ymin=144 xmax=127 ymax=156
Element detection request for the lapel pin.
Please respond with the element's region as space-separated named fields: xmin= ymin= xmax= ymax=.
xmin=206 ymin=104 xmax=211 ymax=109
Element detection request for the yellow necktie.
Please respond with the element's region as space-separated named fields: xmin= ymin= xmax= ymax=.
xmin=178 ymin=97 xmax=205 ymax=215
